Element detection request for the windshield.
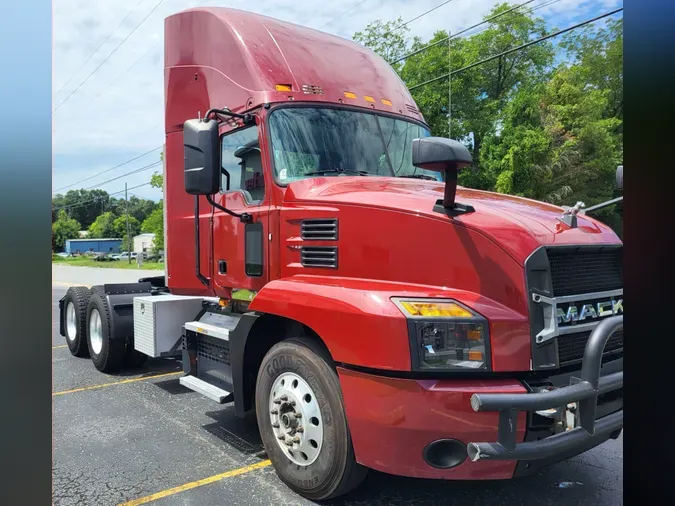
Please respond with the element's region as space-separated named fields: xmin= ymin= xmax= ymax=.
xmin=268 ymin=107 xmax=442 ymax=183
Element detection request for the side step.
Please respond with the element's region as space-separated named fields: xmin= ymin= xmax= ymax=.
xmin=179 ymin=375 xmax=233 ymax=404
xmin=184 ymin=321 xmax=230 ymax=341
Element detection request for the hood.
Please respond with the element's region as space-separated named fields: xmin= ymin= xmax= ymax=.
xmin=284 ymin=177 xmax=621 ymax=265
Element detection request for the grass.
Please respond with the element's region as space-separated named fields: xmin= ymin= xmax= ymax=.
xmin=52 ymin=255 xmax=164 ymax=270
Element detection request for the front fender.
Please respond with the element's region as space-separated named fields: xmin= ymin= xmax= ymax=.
xmin=248 ymin=275 xmax=528 ymax=371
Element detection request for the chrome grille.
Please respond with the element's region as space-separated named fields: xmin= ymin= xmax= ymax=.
xmin=548 ymin=247 xmax=622 ymax=296
xmin=525 ymin=245 xmax=623 ymax=370
xmin=558 ymin=329 xmax=623 ymax=365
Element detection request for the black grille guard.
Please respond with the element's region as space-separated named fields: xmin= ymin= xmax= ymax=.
xmin=467 ymin=316 xmax=623 ymax=462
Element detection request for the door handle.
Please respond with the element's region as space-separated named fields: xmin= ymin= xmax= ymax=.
xmin=218 ymin=260 xmax=227 ymax=274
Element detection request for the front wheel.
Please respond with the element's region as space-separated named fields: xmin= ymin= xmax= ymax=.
xmin=255 ymin=338 xmax=367 ymax=501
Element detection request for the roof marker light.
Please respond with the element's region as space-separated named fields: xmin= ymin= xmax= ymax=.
xmin=344 ymin=91 xmax=357 ymax=99
xmin=275 ymin=84 xmax=292 ymax=92
xmin=364 ymin=95 xmax=375 ymax=102
xmin=381 ymin=99 xmax=393 ymax=106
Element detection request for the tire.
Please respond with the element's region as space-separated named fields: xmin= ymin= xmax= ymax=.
xmin=63 ymin=286 xmax=91 ymax=357
xmin=124 ymin=338 xmax=148 ymax=369
xmin=86 ymin=292 xmax=126 ymax=373
xmin=255 ymin=338 xmax=367 ymax=501
xmin=90 ymin=285 xmax=105 ymax=297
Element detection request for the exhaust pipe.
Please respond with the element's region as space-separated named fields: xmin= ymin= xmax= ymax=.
xmin=467 ymin=442 xmax=482 ymax=462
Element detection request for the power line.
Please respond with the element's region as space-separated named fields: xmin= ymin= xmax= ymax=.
xmin=53 ymin=145 xmax=162 ymax=194
xmin=321 ymin=0 xmax=456 ymax=34
xmin=89 ymin=40 xmax=161 ymax=101
xmin=53 ymin=0 xmax=147 ymax=97
xmin=53 ymin=182 xmax=153 ymax=212
xmin=380 ymin=1 xmax=461 ymax=43
xmin=402 ymin=0 xmax=457 ymax=28
xmin=408 ymin=7 xmax=623 ymax=92
xmin=390 ymin=0 xmax=547 ymax=65
xmin=318 ymin=0 xmax=372 ymax=30
xmin=52 ymin=0 xmax=167 ymax=114
xmin=126 ymin=41 xmax=160 ymax=72
xmin=82 ymin=161 xmax=162 ymax=191
xmin=462 ymin=0 xmax=563 ymax=38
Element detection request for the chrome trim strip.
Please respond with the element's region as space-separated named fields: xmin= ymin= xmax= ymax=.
xmin=532 ymin=289 xmax=623 ymax=344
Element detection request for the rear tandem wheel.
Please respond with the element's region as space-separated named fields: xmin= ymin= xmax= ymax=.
xmin=63 ymin=286 xmax=91 ymax=357
xmin=86 ymin=291 xmax=126 ymax=373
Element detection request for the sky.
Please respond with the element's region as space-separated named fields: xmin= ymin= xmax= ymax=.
xmin=52 ymin=0 xmax=622 ymax=202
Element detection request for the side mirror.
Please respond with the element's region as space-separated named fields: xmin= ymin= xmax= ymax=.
xmin=183 ymin=118 xmax=220 ymax=195
xmin=615 ymin=165 xmax=623 ymax=192
xmin=412 ymin=137 xmax=472 ymax=209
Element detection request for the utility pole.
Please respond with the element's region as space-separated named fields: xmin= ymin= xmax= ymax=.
xmin=448 ymin=31 xmax=452 ymax=139
xmin=125 ymin=182 xmax=131 ymax=265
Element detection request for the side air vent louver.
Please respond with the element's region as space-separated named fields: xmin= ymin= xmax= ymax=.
xmin=405 ymin=104 xmax=419 ymax=114
xmin=301 ymin=219 xmax=338 ymax=240
xmin=301 ymin=246 xmax=338 ymax=268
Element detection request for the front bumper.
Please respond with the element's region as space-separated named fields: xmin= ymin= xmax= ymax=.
xmin=467 ymin=316 xmax=623 ymax=462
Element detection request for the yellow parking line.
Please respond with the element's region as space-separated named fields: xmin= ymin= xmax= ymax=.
xmin=52 ymin=281 xmax=92 ymax=288
xmin=118 ymin=460 xmax=272 ymax=506
xmin=52 ymin=371 xmax=182 ymax=397
xmin=52 ymin=345 xmax=68 ymax=349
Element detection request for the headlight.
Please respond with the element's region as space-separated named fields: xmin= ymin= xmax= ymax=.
xmin=393 ymin=298 xmax=490 ymax=371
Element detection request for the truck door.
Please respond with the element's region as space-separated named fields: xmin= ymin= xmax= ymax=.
xmin=210 ymin=124 xmax=270 ymax=296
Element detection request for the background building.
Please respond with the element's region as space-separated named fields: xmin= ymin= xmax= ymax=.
xmin=65 ymin=238 xmax=122 ymax=254
xmin=133 ymin=233 xmax=156 ymax=254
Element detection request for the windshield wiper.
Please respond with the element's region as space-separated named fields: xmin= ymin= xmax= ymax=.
xmin=399 ymin=174 xmax=438 ymax=180
xmin=303 ymin=168 xmax=369 ymax=176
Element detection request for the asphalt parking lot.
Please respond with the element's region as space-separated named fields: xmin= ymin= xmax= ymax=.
xmin=53 ymin=282 xmax=623 ymax=506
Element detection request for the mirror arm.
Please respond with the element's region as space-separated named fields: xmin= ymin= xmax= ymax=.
xmin=205 ymin=108 xmax=255 ymax=126
xmin=580 ymin=196 xmax=623 ymax=214
xmin=206 ymin=194 xmax=252 ymax=223
xmin=221 ymin=167 xmax=231 ymax=191
xmin=194 ymin=196 xmax=210 ymax=287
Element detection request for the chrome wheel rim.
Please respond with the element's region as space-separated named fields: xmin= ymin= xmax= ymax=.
xmin=89 ymin=309 xmax=103 ymax=355
xmin=269 ymin=372 xmax=324 ymax=466
xmin=65 ymin=302 xmax=77 ymax=342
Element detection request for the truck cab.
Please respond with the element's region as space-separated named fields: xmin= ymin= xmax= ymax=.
xmin=59 ymin=7 xmax=623 ymax=501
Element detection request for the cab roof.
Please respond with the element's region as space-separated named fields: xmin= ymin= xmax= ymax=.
xmin=164 ymin=7 xmax=424 ymax=132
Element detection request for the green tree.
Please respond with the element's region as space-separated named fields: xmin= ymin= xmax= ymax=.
xmin=142 ymin=206 xmax=164 ymax=252
xmin=485 ymin=18 xmax=622 ymax=195
xmin=355 ymin=4 xmax=555 ymax=190
xmin=52 ymin=189 xmax=111 ymax=227
xmin=113 ymin=215 xmax=141 ymax=252
xmin=105 ymin=195 xmax=158 ymax=223
xmin=150 ymin=171 xmax=163 ymax=190
xmin=147 ymin=161 xmax=165 ymax=252
xmin=88 ymin=211 xmax=117 ymax=238
xmin=479 ymin=17 xmax=622 ymax=234
xmin=354 ymin=5 xmax=622 ymax=236
xmin=52 ymin=210 xmax=81 ymax=251
xmin=353 ymin=17 xmax=410 ymax=72
xmin=127 ymin=195 xmax=158 ymax=223
xmin=560 ymin=18 xmax=622 ymax=123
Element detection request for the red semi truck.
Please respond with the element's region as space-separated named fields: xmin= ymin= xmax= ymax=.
xmin=59 ymin=7 xmax=623 ymax=501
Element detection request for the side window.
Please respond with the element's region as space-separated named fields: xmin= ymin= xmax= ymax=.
xmin=221 ymin=127 xmax=264 ymax=201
